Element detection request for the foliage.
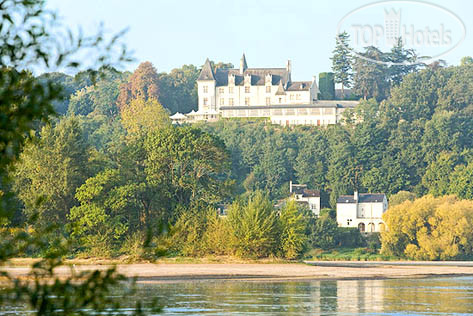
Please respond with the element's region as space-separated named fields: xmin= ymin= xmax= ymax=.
xmin=310 ymin=213 xmax=338 ymax=250
xmin=13 ymin=117 xmax=91 ymax=229
xmin=331 ymin=31 xmax=352 ymax=97
xmin=318 ymin=72 xmax=335 ymax=100
xmin=117 ymin=61 xmax=160 ymax=110
xmin=388 ymin=190 xmax=417 ymax=207
xmin=381 ymin=195 xmax=473 ymax=260
xmin=279 ymin=200 xmax=309 ymax=259
xmin=227 ymin=192 xmax=280 ymax=258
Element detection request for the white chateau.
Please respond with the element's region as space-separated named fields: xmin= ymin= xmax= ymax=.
xmin=336 ymin=191 xmax=388 ymax=233
xmin=175 ymin=54 xmax=358 ymax=126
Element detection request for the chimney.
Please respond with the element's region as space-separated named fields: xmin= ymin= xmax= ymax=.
xmin=286 ymin=60 xmax=291 ymax=73
xmin=354 ymin=190 xmax=359 ymax=202
xmin=289 ymin=180 xmax=293 ymax=193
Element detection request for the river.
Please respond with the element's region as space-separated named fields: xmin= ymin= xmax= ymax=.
xmin=2 ymin=277 xmax=473 ymax=315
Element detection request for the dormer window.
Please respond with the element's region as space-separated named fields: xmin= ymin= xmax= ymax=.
xmin=244 ymin=74 xmax=251 ymax=85
xmin=265 ymin=73 xmax=272 ymax=85
xmin=228 ymin=74 xmax=235 ymax=85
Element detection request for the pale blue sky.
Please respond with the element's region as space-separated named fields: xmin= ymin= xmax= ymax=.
xmin=47 ymin=0 xmax=473 ymax=80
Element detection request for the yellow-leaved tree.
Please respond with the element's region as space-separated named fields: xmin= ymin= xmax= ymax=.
xmin=381 ymin=195 xmax=473 ymax=260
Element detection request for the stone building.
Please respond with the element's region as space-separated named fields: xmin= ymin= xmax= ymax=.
xmin=189 ymin=54 xmax=358 ymax=126
xmin=336 ymin=191 xmax=388 ymax=233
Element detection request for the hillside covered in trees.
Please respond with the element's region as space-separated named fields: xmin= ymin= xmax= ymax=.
xmin=4 ymin=43 xmax=473 ymax=259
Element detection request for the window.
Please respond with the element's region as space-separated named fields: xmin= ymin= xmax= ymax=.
xmin=203 ymin=98 xmax=208 ymax=106
xmin=218 ymin=87 xmax=224 ymax=94
xmin=245 ymin=97 xmax=250 ymax=105
xmin=290 ymin=94 xmax=294 ymax=100
xmin=266 ymin=97 xmax=271 ymax=105
xmin=266 ymin=85 xmax=271 ymax=93
xmin=278 ymin=97 xmax=282 ymax=104
xmin=220 ymin=98 xmax=224 ymax=105
xmin=245 ymin=86 xmax=250 ymax=93
xmin=229 ymin=98 xmax=234 ymax=106
xmin=203 ymin=85 xmax=208 ymax=93
xmin=358 ymin=222 xmax=365 ymax=232
xmin=229 ymin=87 xmax=234 ymax=94
xmin=296 ymin=93 xmax=301 ymax=100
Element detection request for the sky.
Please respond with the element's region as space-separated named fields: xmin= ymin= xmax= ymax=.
xmin=46 ymin=0 xmax=473 ymax=81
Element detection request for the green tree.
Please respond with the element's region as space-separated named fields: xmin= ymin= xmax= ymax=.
xmin=227 ymin=192 xmax=280 ymax=258
xmin=279 ymin=200 xmax=309 ymax=259
xmin=14 ymin=117 xmax=91 ymax=229
xmin=158 ymin=64 xmax=200 ymax=114
xmin=352 ymin=46 xmax=389 ymax=100
xmin=318 ymin=72 xmax=335 ymax=100
xmin=310 ymin=213 xmax=338 ymax=250
xmin=388 ymin=190 xmax=417 ymax=207
xmin=331 ymin=31 xmax=352 ymax=98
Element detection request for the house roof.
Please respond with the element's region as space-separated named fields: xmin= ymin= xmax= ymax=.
xmin=337 ymin=193 xmax=386 ymax=204
xmin=292 ymin=185 xmax=320 ymax=197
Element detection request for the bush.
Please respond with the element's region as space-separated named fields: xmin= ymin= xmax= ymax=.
xmin=227 ymin=192 xmax=280 ymax=258
xmin=279 ymin=200 xmax=309 ymax=259
xmin=336 ymin=227 xmax=365 ymax=248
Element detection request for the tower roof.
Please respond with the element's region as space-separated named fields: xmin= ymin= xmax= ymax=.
xmin=198 ymin=58 xmax=215 ymax=81
xmin=241 ymin=53 xmax=248 ymax=71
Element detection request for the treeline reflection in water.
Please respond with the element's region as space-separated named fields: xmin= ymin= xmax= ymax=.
xmin=2 ymin=277 xmax=473 ymax=315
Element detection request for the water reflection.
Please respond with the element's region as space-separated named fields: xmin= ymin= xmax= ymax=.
xmin=2 ymin=277 xmax=473 ymax=315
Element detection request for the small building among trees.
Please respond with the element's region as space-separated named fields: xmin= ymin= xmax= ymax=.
xmin=289 ymin=181 xmax=321 ymax=216
xmin=336 ymin=191 xmax=388 ymax=233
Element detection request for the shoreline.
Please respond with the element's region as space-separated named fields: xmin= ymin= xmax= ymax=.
xmin=3 ymin=261 xmax=473 ymax=283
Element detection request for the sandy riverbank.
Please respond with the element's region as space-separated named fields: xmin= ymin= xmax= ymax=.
xmin=3 ymin=261 xmax=473 ymax=282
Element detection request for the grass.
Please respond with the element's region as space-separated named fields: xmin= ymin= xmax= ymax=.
xmin=305 ymin=247 xmax=400 ymax=261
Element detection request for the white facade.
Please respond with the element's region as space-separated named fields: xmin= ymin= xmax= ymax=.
xmin=336 ymin=192 xmax=388 ymax=233
xmin=289 ymin=182 xmax=321 ymax=216
xmin=191 ymin=54 xmax=359 ymax=126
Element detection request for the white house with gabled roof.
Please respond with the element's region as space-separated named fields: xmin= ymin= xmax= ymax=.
xmin=336 ymin=191 xmax=388 ymax=233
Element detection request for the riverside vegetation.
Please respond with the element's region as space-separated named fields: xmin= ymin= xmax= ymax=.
xmin=3 ymin=6 xmax=473 ymax=265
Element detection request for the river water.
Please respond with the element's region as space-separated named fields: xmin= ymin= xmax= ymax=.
xmin=2 ymin=277 xmax=473 ymax=315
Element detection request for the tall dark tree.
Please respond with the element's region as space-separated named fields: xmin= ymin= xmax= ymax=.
xmin=388 ymin=38 xmax=419 ymax=86
xmin=331 ymin=31 xmax=353 ymax=98
xmin=352 ymin=46 xmax=389 ymax=101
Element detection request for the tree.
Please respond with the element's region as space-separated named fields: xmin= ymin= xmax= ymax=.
xmin=310 ymin=213 xmax=339 ymax=250
xmin=144 ymin=125 xmax=231 ymax=212
xmin=331 ymin=31 xmax=352 ymax=98
xmin=352 ymin=46 xmax=389 ymax=100
xmin=157 ymin=64 xmax=200 ymax=114
xmin=117 ymin=61 xmax=160 ymax=110
xmin=381 ymin=195 xmax=473 ymax=260
xmin=388 ymin=191 xmax=417 ymax=207
xmin=14 ymin=117 xmax=91 ymax=229
xmin=227 ymin=192 xmax=280 ymax=258
xmin=318 ymin=72 xmax=335 ymax=100
xmin=387 ymin=37 xmax=418 ymax=86
xmin=0 ymin=0 xmax=154 ymax=313
xmin=449 ymin=162 xmax=473 ymax=200
xmin=120 ymin=97 xmax=171 ymax=137
xmin=422 ymin=152 xmax=459 ymax=196
xmin=279 ymin=200 xmax=309 ymax=259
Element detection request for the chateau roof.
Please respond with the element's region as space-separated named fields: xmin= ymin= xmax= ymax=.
xmin=337 ymin=193 xmax=386 ymax=204
xmin=214 ymin=67 xmax=290 ymax=87
xmin=198 ymin=58 xmax=215 ymax=81
xmin=287 ymin=81 xmax=312 ymax=91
